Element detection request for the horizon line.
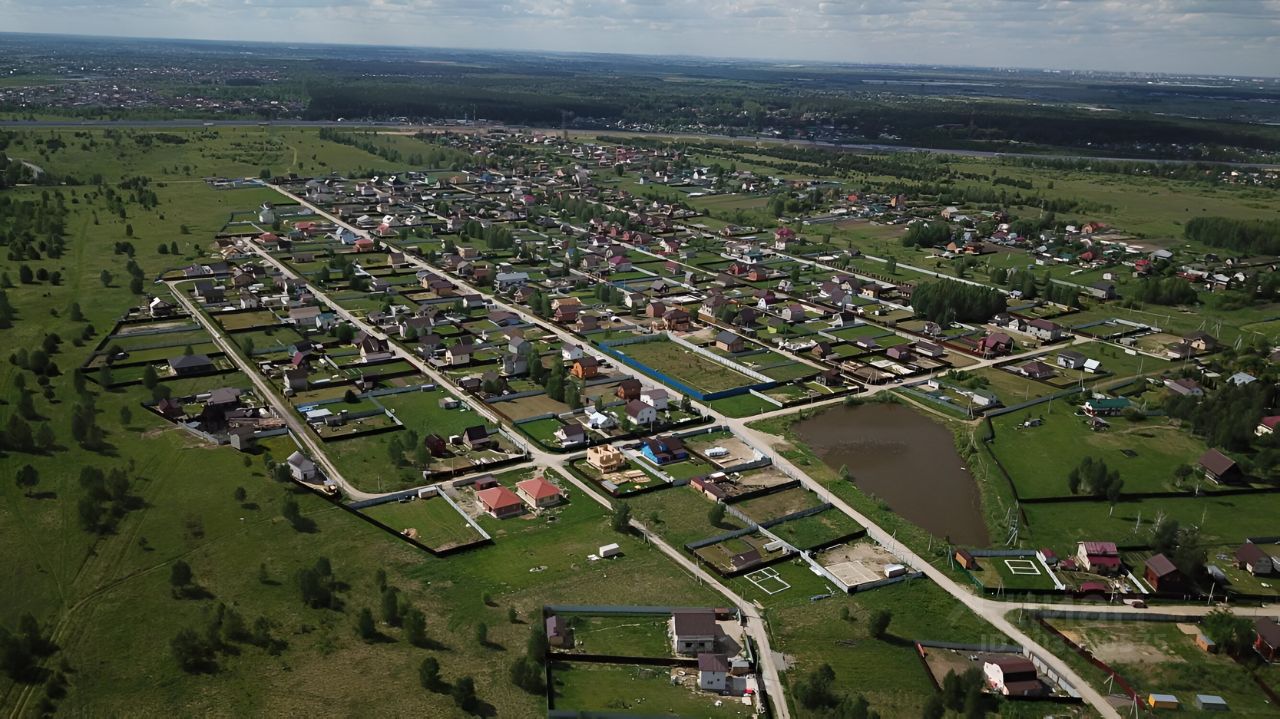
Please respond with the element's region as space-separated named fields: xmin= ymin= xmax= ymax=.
xmin=1 ymin=29 xmax=1277 ymax=81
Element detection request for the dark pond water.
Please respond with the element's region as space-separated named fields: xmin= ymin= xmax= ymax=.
xmin=792 ymin=403 xmax=990 ymax=546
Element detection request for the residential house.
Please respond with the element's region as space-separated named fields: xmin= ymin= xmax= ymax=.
xmin=1026 ymin=318 xmax=1065 ymax=342
xmin=587 ymin=444 xmax=626 ymax=473
xmin=1198 ymin=449 xmax=1241 ymax=484
xmin=1085 ymin=281 xmax=1117 ymax=300
xmin=168 ymin=354 xmax=214 ymax=376
xmin=555 ymin=423 xmax=587 ymax=447
xmin=1057 ymin=350 xmax=1087 ymax=369
xmin=1018 ymin=361 xmax=1056 ymax=381
xmin=463 ymin=426 xmax=494 ymax=450
xmin=516 ymin=477 xmax=564 ymax=509
xmin=716 ymin=331 xmax=745 ymax=353
xmin=1164 ymin=377 xmax=1203 ymax=397
xmin=626 ymin=400 xmax=658 ymax=426
xmin=670 ymin=610 xmax=719 ymax=655
xmin=1082 ymin=397 xmax=1130 ymax=417
xmin=1076 ymin=541 xmax=1122 ymax=575
xmin=662 ymin=308 xmax=691 ymax=331
xmin=561 ymin=344 xmax=585 ymax=362
xmin=977 ymin=333 xmax=1013 ymax=357
xmin=1144 ymin=553 xmax=1184 ymax=593
xmin=1236 ymin=542 xmax=1274 ymax=576
xmin=572 ymin=356 xmax=599 ymax=380
xmin=915 ymin=341 xmax=946 ymax=359
xmin=445 ymin=344 xmax=474 ymax=366
xmin=287 ymin=451 xmax=318 ymax=482
xmin=697 ymin=654 xmax=731 ymax=692
xmin=615 ymin=379 xmax=642 ymax=401
xmin=476 ymin=486 xmax=524 ymax=519
xmin=983 ymin=657 xmax=1044 ymax=697
xmin=641 ymin=388 xmax=669 ymax=411
xmin=642 ymin=435 xmax=688 ymax=465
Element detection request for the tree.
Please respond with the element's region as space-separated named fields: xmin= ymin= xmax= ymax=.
xmin=413 ymin=656 xmax=445 ymax=692
xmin=99 ymin=269 xmax=112 ymax=287
xmin=170 ymin=628 xmax=214 ymax=673
xmin=708 ymin=502 xmax=727 ymax=528
xmin=18 ymin=265 xmax=33 ymax=284
xmin=922 ymin=693 xmax=945 ymax=719
xmin=15 ymin=465 xmax=38 ymax=496
xmin=356 ymin=608 xmax=377 ymax=642
xmin=6 ymin=415 xmax=34 ymax=453
xmin=403 ymin=607 xmax=427 ymax=647
xmin=381 ymin=587 xmax=401 ymax=626
xmin=610 ymin=501 xmax=632 ymax=533
xmin=885 ymin=256 xmax=898 ymax=275
xmin=451 ymin=676 xmax=479 ymax=712
xmin=475 ymin=622 xmax=488 ymax=646
xmin=794 ymin=663 xmax=837 ymax=709
xmin=119 ymin=405 xmax=132 ymax=426
xmin=868 ymin=609 xmax=892 ymax=639
xmin=233 ymin=486 xmax=247 ymax=504
xmin=170 ymin=560 xmax=193 ymax=595
xmin=1202 ymin=607 xmax=1255 ymax=655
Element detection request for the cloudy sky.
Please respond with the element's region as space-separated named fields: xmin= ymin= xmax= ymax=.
xmin=2 ymin=0 xmax=1278 ymax=76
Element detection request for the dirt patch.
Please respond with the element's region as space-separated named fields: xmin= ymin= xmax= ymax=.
xmin=1080 ymin=630 xmax=1178 ymax=665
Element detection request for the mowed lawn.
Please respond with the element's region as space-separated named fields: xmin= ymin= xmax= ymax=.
xmin=616 ymin=340 xmax=757 ymax=393
xmin=989 ymin=399 xmax=1208 ymax=498
xmin=556 ymin=613 xmax=674 ymax=658
xmin=361 ymin=496 xmax=484 ymax=551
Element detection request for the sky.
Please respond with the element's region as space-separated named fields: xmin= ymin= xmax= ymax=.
xmin=1 ymin=0 xmax=1278 ymax=77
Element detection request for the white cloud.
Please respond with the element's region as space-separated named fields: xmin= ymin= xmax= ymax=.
xmin=0 ymin=0 xmax=1276 ymax=75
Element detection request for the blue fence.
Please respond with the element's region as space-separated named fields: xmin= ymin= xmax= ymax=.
xmin=594 ymin=340 xmax=778 ymax=402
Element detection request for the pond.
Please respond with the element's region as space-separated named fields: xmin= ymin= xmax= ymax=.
xmin=792 ymin=402 xmax=990 ymax=546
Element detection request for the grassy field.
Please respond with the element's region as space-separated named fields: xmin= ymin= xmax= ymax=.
xmin=709 ymin=392 xmax=780 ymax=418
xmin=769 ymin=509 xmax=866 ymax=551
xmin=758 ymin=570 xmax=1009 ymax=718
xmin=0 ymin=132 xmax=723 ymax=717
xmin=556 ymin=613 xmax=674 ymax=658
xmin=1049 ymin=619 xmax=1278 ymax=715
xmin=550 ymin=661 xmax=755 ymax=718
xmin=1023 ymin=492 xmax=1280 ymax=556
xmin=733 ymin=487 xmax=826 ymax=523
xmin=989 ymin=399 xmax=1209 ymax=498
xmin=615 ymin=339 xmax=758 ymax=393
xmin=360 ymin=495 xmax=484 ymax=551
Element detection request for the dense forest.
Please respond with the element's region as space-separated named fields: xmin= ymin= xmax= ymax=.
xmin=1184 ymin=217 xmax=1280 ymax=255
xmin=910 ymin=281 xmax=1006 ymax=324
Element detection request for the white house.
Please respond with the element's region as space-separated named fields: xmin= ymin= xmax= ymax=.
xmin=640 ymin=388 xmax=669 ymax=411
xmin=697 ymin=653 xmax=730 ymax=692
xmin=585 ymin=410 xmax=616 ymax=430
xmin=561 ymin=344 xmax=585 ymax=362
xmin=626 ymin=400 xmax=658 ymax=426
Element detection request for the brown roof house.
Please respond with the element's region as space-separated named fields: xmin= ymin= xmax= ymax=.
xmin=1198 ymin=449 xmax=1242 ymax=484
xmin=670 ymin=610 xmax=719 ymax=655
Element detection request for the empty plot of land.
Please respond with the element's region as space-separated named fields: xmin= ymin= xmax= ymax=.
xmin=1004 ymin=559 xmax=1041 ymax=576
xmin=818 ymin=542 xmax=901 ymax=588
xmin=361 ymin=496 xmax=485 ymax=551
xmin=617 ymin=340 xmax=757 ymax=393
xmin=733 ymin=487 xmax=823 ymax=523
xmin=745 ymin=567 xmax=791 ymax=595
